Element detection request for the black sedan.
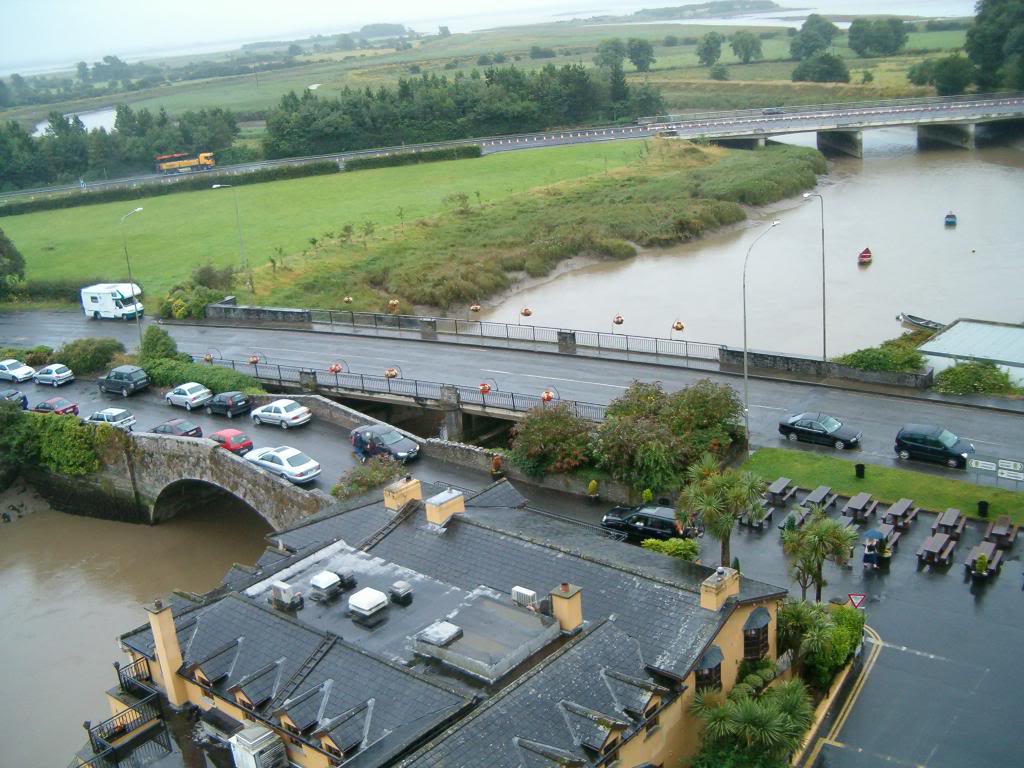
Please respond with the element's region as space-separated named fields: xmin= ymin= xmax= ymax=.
xmin=150 ymin=418 xmax=203 ymax=438
xmin=1 ymin=389 xmax=28 ymax=409
xmin=779 ymin=412 xmax=861 ymax=450
xmin=350 ymin=424 xmax=420 ymax=462
xmin=205 ymin=391 xmax=252 ymax=419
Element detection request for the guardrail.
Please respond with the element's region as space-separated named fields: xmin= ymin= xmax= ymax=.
xmin=196 ymin=356 xmax=609 ymax=421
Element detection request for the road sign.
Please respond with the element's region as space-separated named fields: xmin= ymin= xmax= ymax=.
xmin=969 ymin=459 xmax=997 ymax=472
xmin=848 ymin=593 xmax=867 ymax=609
xmin=998 ymin=459 xmax=1023 ymax=472
xmin=997 ymin=469 xmax=1024 ymax=481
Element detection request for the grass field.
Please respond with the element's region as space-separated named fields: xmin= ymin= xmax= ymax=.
xmin=745 ymin=448 xmax=1024 ymax=524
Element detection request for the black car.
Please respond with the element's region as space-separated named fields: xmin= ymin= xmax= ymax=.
xmin=350 ymin=424 xmax=420 ymax=462
xmin=150 ymin=418 xmax=203 ymax=438
xmin=205 ymin=391 xmax=252 ymax=419
xmin=895 ymin=424 xmax=975 ymax=469
xmin=97 ymin=365 xmax=150 ymax=397
xmin=779 ymin=412 xmax=861 ymax=450
xmin=0 ymin=389 xmax=28 ymax=409
xmin=601 ymin=505 xmax=698 ymax=543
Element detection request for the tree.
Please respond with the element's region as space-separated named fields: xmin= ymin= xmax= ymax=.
xmin=76 ymin=61 xmax=90 ymax=81
xmin=287 ymin=44 xmax=303 ymax=57
xmin=663 ymin=35 xmax=680 ymax=47
xmin=790 ymin=14 xmax=838 ymax=60
xmin=781 ymin=509 xmax=857 ymax=602
xmin=697 ymin=32 xmax=726 ymax=66
xmin=966 ymin=0 xmax=1024 ymax=89
xmin=847 ymin=19 xmax=872 ymax=57
xmin=627 ymin=38 xmax=656 ymax=71
xmin=335 ymin=34 xmax=357 ymax=51
xmin=0 ymin=227 xmax=26 ymax=292
xmin=608 ymin=61 xmax=629 ymax=104
xmin=594 ymin=38 xmax=628 ymax=69
xmin=849 ymin=18 xmax=909 ymax=56
xmin=0 ymin=80 xmax=10 ymax=108
xmin=792 ymin=52 xmax=850 ymax=83
xmin=438 ymin=26 xmax=451 ymax=37
xmin=930 ymin=54 xmax=976 ymax=95
xmin=730 ymin=31 xmax=763 ymax=64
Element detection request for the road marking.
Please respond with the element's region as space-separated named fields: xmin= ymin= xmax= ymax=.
xmin=480 ymin=369 xmax=629 ymax=390
xmin=750 ymin=404 xmax=785 ymax=411
xmin=866 ymin=637 xmax=954 ymax=663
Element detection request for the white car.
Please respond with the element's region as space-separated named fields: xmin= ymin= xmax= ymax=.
xmin=251 ymin=399 xmax=312 ymax=429
xmin=0 ymin=359 xmax=36 ymax=383
xmin=84 ymin=407 xmax=136 ymax=431
xmin=34 ymin=363 xmax=75 ymax=387
xmin=246 ymin=446 xmax=321 ymax=484
xmin=165 ymin=382 xmax=214 ymax=411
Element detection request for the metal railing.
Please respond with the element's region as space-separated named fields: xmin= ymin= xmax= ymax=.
xmin=86 ymin=692 xmax=161 ymax=755
xmin=115 ymin=658 xmax=152 ymax=697
xmin=195 ymin=356 xmax=609 ymax=421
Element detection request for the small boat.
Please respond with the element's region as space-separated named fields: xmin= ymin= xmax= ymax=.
xmin=897 ymin=313 xmax=945 ymax=332
xmin=857 ymin=247 xmax=872 ymax=265
xmin=945 ymin=212 xmax=957 ymax=227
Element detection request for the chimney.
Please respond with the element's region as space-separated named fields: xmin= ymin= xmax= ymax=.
xmin=424 ymin=488 xmax=465 ymax=526
xmin=700 ymin=566 xmax=740 ymax=612
xmin=549 ymin=582 xmax=583 ymax=635
xmin=145 ymin=598 xmax=189 ymax=707
xmin=384 ymin=475 xmax=422 ymax=511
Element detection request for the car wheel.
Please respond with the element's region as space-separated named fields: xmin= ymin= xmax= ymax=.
xmin=185 ymin=402 xmax=192 ymax=412
xmin=205 ymin=406 xmax=213 ymax=415
xmin=253 ymin=416 xmax=262 ymax=425
xmin=226 ymin=410 xmax=234 ymax=419
xmin=121 ymin=387 xmax=129 ymax=398
xmin=834 ymin=440 xmax=846 ymax=450
xmin=897 ymin=449 xmax=911 ymax=460
xmin=123 ymin=314 xmax=130 ymax=322
xmin=280 ymin=420 xmax=289 ymax=430
xmin=947 ymin=457 xmax=960 ymax=468
xmin=786 ymin=432 xmax=799 ymax=442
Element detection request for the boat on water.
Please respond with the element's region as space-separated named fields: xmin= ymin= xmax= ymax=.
xmin=858 ymin=247 xmax=873 ymax=265
xmin=945 ymin=212 xmax=957 ymax=227
xmin=897 ymin=313 xmax=945 ymax=332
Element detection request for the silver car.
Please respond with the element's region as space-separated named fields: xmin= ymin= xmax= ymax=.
xmin=245 ymin=446 xmax=321 ymax=484
xmin=0 ymin=359 xmax=36 ymax=383
xmin=165 ymin=382 xmax=213 ymax=411
xmin=84 ymin=407 xmax=136 ymax=431
xmin=251 ymin=399 xmax=312 ymax=429
xmin=35 ymin=363 xmax=75 ymax=387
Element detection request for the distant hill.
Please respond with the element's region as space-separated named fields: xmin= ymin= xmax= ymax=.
xmin=588 ymin=1 xmax=780 ymax=23
xmin=359 ymin=23 xmax=409 ymax=39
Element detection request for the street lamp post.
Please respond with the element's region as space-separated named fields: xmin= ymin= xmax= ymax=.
xmin=212 ymin=184 xmax=251 ymax=290
xmin=803 ymin=192 xmax=827 ymax=362
xmin=742 ymin=220 xmax=780 ymax=456
xmin=119 ymin=207 xmax=145 ymax=350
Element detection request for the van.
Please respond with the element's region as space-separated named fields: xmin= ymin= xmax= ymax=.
xmin=81 ymin=283 xmax=144 ymax=320
xmin=894 ymin=424 xmax=975 ymax=469
xmin=97 ymin=365 xmax=151 ymax=397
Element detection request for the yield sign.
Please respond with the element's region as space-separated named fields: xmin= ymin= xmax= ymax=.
xmin=848 ymin=593 xmax=867 ymax=609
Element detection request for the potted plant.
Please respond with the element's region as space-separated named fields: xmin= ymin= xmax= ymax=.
xmin=641 ymin=488 xmax=654 ymax=505
xmin=586 ymin=479 xmax=600 ymax=504
xmin=972 ymin=552 xmax=989 ymax=579
xmin=490 ymin=455 xmax=504 ymax=480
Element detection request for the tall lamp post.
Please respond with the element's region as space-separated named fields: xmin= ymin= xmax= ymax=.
xmin=742 ymin=220 xmax=780 ymax=455
xmin=212 ymin=184 xmax=251 ymax=291
xmin=119 ymin=207 xmax=145 ymax=350
xmin=803 ymin=192 xmax=827 ymax=362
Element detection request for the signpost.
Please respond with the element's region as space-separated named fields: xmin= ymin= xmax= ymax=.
xmin=969 ymin=456 xmax=1023 ymax=489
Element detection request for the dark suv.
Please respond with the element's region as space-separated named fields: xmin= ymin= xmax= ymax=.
xmin=895 ymin=424 xmax=975 ymax=469
xmin=601 ymin=505 xmax=698 ymax=543
xmin=205 ymin=391 xmax=252 ymax=419
xmin=97 ymin=365 xmax=150 ymax=397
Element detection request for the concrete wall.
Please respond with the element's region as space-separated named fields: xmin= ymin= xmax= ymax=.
xmin=205 ymin=299 xmax=311 ymax=324
xmin=719 ymin=347 xmax=934 ymax=389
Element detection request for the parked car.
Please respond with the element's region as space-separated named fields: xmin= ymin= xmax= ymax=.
xmin=165 ymin=382 xmax=213 ymax=411
xmin=251 ymin=399 xmax=312 ymax=429
xmin=98 ymin=365 xmax=151 ymax=397
xmin=211 ymin=428 xmax=254 ymax=455
xmin=778 ymin=412 xmax=862 ymax=450
xmin=895 ymin=424 xmax=975 ymax=469
xmin=601 ymin=505 xmax=698 ymax=543
xmin=34 ymin=363 xmax=75 ymax=387
xmin=84 ymin=408 xmax=136 ymax=431
xmin=0 ymin=359 xmax=36 ymax=383
xmin=32 ymin=396 xmax=79 ymax=416
xmin=205 ymin=391 xmax=252 ymax=419
xmin=350 ymin=424 xmax=420 ymax=462
xmin=762 ymin=107 xmax=784 ymax=115
xmin=246 ymin=445 xmax=321 ymax=484
xmin=0 ymin=389 xmax=28 ymax=409
xmin=150 ymin=418 xmax=203 ymax=438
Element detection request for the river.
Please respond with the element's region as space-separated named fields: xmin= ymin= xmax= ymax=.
xmin=482 ymin=127 xmax=1024 ymax=357
xmin=0 ymin=481 xmax=272 ymax=767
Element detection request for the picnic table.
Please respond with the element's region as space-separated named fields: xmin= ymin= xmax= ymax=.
xmin=964 ymin=539 xmax=1003 ymax=578
xmin=842 ymin=492 xmax=879 ymax=523
xmin=882 ymin=498 xmax=919 ymax=530
xmin=984 ymin=515 xmax=1019 ymax=550
xmin=766 ymin=477 xmax=796 ymax=506
xmin=917 ymin=532 xmax=957 ymax=566
xmin=932 ymin=508 xmax=967 ymax=540
xmin=862 ymin=523 xmax=900 ymax=568
xmin=778 ymin=507 xmax=812 ymax=531
xmin=802 ymin=485 xmax=836 ymax=511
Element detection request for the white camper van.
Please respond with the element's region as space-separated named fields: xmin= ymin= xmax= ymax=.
xmin=81 ymin=283 xmax=144 ymax=320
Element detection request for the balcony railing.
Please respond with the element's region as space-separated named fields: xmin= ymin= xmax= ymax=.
xmin=86 ymin=692 xmax=161 ymax=755
xmin=115 ymin=658 xmax=152 ymax=697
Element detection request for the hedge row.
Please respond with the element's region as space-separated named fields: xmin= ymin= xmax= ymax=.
xmin=344 ymin=145 xmax=481 ymax=172
xmin=142 ymin=358 xmax=264 ymax=394
xmin=2 ymin=277 xmax=114 ymax=303
xmin=0 ymin=337 xmax=125 ymax=374
xmin=0 ymin=162 xmax=339 ymax=218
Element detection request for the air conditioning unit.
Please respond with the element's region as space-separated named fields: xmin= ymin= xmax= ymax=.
xmin=512 ymin=586 xmax=538 ymax=609
xmin=229 ymin=725 xmax=287 ymax=768
xmin=349 ymin=587 xmax=389 ymax=627
xmin=270 ymin=580 xmax=303 ymax=612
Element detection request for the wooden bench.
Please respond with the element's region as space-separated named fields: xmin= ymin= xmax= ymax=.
xmin=889 ymin=531 xmax=902 ymax=551
xmin=864 ymin=500 xmax=879 ymax=518
xmin=939 ymin=538 xmax=957 ymax=565
xmin=742 ymin=505 xmax=774 ymax=529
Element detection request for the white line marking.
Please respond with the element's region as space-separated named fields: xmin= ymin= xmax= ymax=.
xmin=750 ymin=404 xmax=785 ymax=410
xmin=480 ymin=369 xmax=628 ymax=390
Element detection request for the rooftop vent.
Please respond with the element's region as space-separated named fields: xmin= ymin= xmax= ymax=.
xmin=271 ymin=581 xmax=303 ymax=612
xmin=348 ymin=587 xmax=389 ymax=627
xmin=309 ymin=571 xmax=341 ymax=602
xmin=389 ymin=580 xmax=413 ymax=606
xmin=416 ymin=620 xmax=463 ymax=648
xmin=511 ymin=586 xmax=538 ymax=610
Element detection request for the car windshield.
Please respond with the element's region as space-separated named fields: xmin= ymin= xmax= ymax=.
xmin=381 ymin=431 xmax=404 ymax=445
xmin=937 ymin=429 xmax=959 ymax=449
xmin=121 ymin=295 xmax=138 ymax=306
xmin=8 ymin=361 xmax=24 ymax=369
xmin=821 ymin=416 xmax=841 ymax=432
xmin=283 ymin=402 xmax=302 ymax=413
xmin=285 ymin=452 xmax=312 ymax=466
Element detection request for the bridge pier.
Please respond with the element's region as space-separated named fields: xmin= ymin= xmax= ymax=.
xmin=816 ymin=130 xmax=863 ymax=158
xmin=917 ymin=122 xmax=976 ymax=149
xmin=711 ymin=137 xmax=766 ymax=151
xmin=439 ymin=384 xmax=464 ymax=442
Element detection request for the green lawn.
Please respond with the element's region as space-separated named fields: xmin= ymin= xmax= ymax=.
xmin=745 ymin=448 xmax=1024 ymax=524
xmin=2 ymin=141 xmax=644 ymax=296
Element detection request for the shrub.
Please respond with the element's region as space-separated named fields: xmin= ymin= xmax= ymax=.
xmin=55 ymin=338 xmax=125 ymax=373
xmin=529 ymin=46 xmax=556 ymax=59
xmin=935 ymin=361 xmax=1020 ymax=396
xmin=138 ymin=325 xmax=184 ymax=365
xmin=587 ymin=479 xmax=599 ymax=495
xmin=142 ymin=358 xmax=264 ymax=393
xmin=191 ymin=263 xmax=236 ymax=291
xmin=835 ymin=331 xmax=927 ymax=372
xmin=344 ymin=145 xmax=481 ymax=172
xmin=0 ymin=345 xmax=53 ymax=367
xmin=331 ymin=455 xmax=405 ymax=500
xmin=23 ymin=411 xmax=107 ymax=476
xmin=509 ymin=403 xmax=592 ymax=478
xmin=709 ymin=63 xmax=729 ymax=80
xmin=3 ymin=277 xmax=111 ymax=303
xmin=641 ymin=537 xmax=700 ymax=561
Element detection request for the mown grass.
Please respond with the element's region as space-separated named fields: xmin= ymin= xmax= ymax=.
xmin=745 ymin=448 xmax=1024 ymax=524
xmin=258 ymin=140 xmax=825 ymax=311
xmin=2 ymin=141 xmax=643 ymax=296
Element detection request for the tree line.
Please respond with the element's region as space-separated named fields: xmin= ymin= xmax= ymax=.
xmin=262 ymin=64 xmax=664 ymax=159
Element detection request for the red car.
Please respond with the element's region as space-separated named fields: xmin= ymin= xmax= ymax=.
xmin=33 ymin=396 xmax=79 ymax=416
xmin=211 ymin=428 xmax=253 ymax=455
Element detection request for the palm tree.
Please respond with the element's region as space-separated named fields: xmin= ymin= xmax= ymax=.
xmin=781 ymin=507 xmax=857 ymax=602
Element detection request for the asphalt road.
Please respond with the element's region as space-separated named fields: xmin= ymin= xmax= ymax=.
xmin=4 ymin=311 xmax=1024 ymax=486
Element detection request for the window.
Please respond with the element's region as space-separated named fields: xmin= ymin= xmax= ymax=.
xmin=744 ymin=625 xmax=770 ymax=660
xmin=695 ymin=663 xmax=721 ymax=690
xmin=90 ymin=296 xmax=99 ymax=303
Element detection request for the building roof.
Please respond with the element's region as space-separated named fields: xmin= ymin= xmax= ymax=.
xmin=919 ymin=318 xmax=1024 ymax=368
